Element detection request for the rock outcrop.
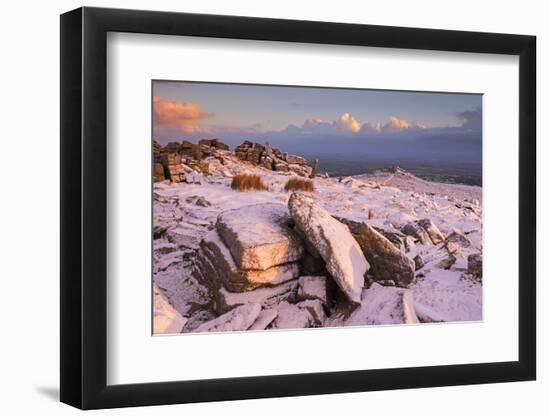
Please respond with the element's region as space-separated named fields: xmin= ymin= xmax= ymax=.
xmin=196 ymin=230 xmax=300 ymax=292
xmin=216 ymin=203 xmax=305 ymax=271
xmin=288 ymin=193 xmax=369 ymax=303
xmin=235 ymin=141 xmax=312 ymax=177
xmin=161 ymin=153 xmax=184 ymax=183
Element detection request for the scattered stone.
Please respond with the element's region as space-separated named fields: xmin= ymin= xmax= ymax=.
xmin=211 ymin=279 xmax=299 ymax=314
xmin=373 ymin=226 xmax=407 ymax=251
xmin=378 ymin=280 xmax=396 ymax=287
xmin=153 ymin=284 xmax=188 ymax=334
xmin=216 ymin=203 xmax=305 ymax=271
xmin=165 ymin=226 xmax=202 ymax=250
xmin=153 ymin=240 xmax=179 ymax=256
xmin=437 ymin=254 xmax=457 ymax=270
xmin=404 ymin=235 xmax=416 ymax=251
xmin=414 ymin=302 xmax=446 ymax=323
xmin=185 ymin=195 xmax=211 ymax=207
xmin=339 ymin=218 xmax=414 ymax=287
xmin=194 ymin=303 xmax=262 ymax=333
xmin=288 ymin=193 xmax=369 ymax=303
xmin=402 ymin=222 xmax=432 ymax=245
xmin=185 ymin=171 xmax=202 ymax=184
xmin=333 ymin=284 xmax=418 ymax=326
xmin=446 ymin=229 xmax=471 ymax=248
xmin=468 ymin=253 xmax=483 ymax=281
xmin=154 ymin=250 xmax=185 ymax=273
xmin=249 ymin=309 xmax=278 ymax=330
xmin=417 ymin=219 xmax=445 ymax=244
xmin=271 ymin=301 xmax=314 ymax=329
xmin=413 ymin=254 xmax=424 ymax=271
xmin=297 ymin=299 xmax=327 ymax=326
xmin=297 ymin=276 xmax=328 ymax=305
xmin=445 ymin=241 xmax=461 ymax=255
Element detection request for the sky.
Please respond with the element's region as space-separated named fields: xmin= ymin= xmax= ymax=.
xmin=152 ymin=80 xmax=482 ymax=165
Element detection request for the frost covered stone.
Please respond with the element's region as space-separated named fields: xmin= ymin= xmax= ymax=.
xmin=271 ymin=301 xmax=314 ymax=329
xmin=297 ymin=299 xmax=327 ymax=326
xmin=297 ymin=276 xmax=328 ymax=305
xmin=195 ymin=303 xmax=261 ymax=333
xmin=401 ymin=222 xmax=433 ymax=245
xmin=199 ymin=230 xmax=300 ymax=292
xmin=417 ymin=219 xmax=445 ymax=245
xmin=213 ymin=279 xmax=298 ymax=314
xmin=338 ymin=284 xmax=419 ymax=326
xmin=446 ymin=229 xmax=471 ymax=248
xmin=216 ymin=203 xmax=305 ymax=270
xmin=153 ymin=284 xmax=188 ymax=334
xmin=249 ymin=309 xmax=278 ymax=330
xmin=339 ymin=219 xmax=415 ymax=287
xmin=288 ymin=193 xmax=369 ymax=303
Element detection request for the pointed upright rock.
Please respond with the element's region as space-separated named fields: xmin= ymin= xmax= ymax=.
xmin=288 ymin=193 xmax=368 ymax=303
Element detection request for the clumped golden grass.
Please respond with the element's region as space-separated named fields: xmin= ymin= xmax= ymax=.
xmin=231 ymin=174 xmax=268 ymax=192
xmin=285 ymin=178 xmax=315 ymax=192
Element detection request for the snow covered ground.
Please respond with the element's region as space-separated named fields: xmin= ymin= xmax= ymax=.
xmin=153 ymin=154 xmax=482 ymax=334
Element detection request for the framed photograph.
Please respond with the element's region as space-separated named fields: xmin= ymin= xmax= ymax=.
xmin=60 ymin=6 xmax=536 ymax=409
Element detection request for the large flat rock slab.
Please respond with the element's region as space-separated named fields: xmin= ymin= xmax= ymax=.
xmin=216 ymin=203 xmax=305 ymax=270
xmin=200 ymin=230 xmax=300 ymax=292
xmin=288 ymin=193 xmax=369 ymax=303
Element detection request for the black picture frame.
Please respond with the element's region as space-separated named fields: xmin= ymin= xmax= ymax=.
xmin=60 ymin=6 xmax=536 ymax=410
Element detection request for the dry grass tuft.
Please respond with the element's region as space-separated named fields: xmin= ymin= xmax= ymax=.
xmin=231 ymin=174 xmax=268 ymax=192
xmin=368 ymin=209 xmax=375 ymax=219
xmin=285 ymin=178 xmax=315 ymax=192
